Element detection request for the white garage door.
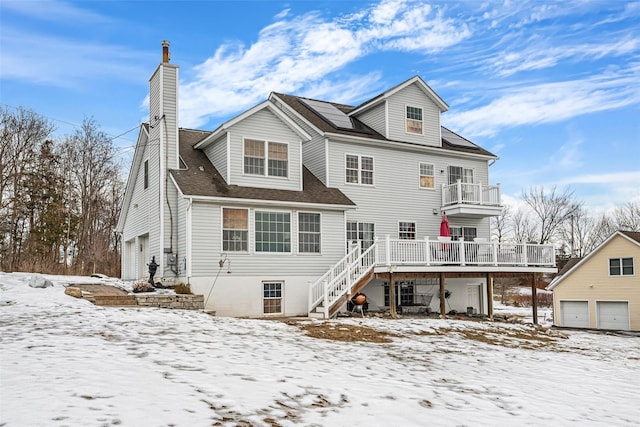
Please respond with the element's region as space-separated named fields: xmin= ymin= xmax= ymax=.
xmin=597 ymin=301 xmax=629 ymax=330
xmin=560 ymin=301 xmax=589 ymax=328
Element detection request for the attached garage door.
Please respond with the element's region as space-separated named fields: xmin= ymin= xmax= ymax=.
xmin=597 ymin=301 xmax=629 ymax=330
xmin=560 ymin=301 xmax=589 ymax=328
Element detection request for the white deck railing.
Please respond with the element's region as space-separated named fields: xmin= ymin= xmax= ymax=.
xmin=442 ymin=181 xmax=501 ymax=206
xmin=309 ymin=237 xmax=555 ymax=317
xmin=376 ymin=236 xmax=555 ymax=267
xmin=308 ymin=243 xmax=376 ymax=318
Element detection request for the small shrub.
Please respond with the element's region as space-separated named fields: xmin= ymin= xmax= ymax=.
xmin=132 ymin=279 xmax=154 ymax=293
xmin=173 ymin=283 xmax=192 ymax=295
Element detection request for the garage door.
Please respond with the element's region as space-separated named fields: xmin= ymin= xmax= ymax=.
xmin=560 ymin=301 xmax=589 ymax=328
xmin=597 ymin=301 xmax=629 ymax=330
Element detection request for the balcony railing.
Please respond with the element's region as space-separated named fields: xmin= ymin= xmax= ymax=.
xmin=442 ymin=181 xmax=501 ymax=206
xmin=375 ymin=236 xmax=555 ymax=267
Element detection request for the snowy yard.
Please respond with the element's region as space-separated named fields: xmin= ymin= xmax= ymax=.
xmin=1 ymin=272 xmax=639 ymax=426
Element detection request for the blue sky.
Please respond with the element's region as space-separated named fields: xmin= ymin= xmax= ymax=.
xmin=1 ymin=0 xmax=639 ymax=214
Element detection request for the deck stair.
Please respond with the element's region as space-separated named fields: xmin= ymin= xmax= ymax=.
xmin=308 ymin=243 xmax=376 ymax=319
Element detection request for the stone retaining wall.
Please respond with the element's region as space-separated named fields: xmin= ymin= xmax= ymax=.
xmin=134 ymin=294 xmax=204 ymax=310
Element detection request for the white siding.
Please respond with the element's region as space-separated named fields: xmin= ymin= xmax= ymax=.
xmin=176 ymin=195 xmax=188 ymax=280
xmin=203 ymin=134 xmax=228 ymax=180
xmin=327 ymin=139 xmax=491 ymax=240
xmin=302 ymin=136 xmax=327 ymax=184
xmin=387 ymin=84 xmax=441 ymax=146
xmin=227 ymin=109 xmax=302 ymax=191
xmin=355 ymin=103 xmax=386 ymax=137
xmin=190 ymin=201 xmax=346 ymax=277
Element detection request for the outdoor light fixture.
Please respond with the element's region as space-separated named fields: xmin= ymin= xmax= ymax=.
xmin=433 ymin=208 xmax=438 ymax=215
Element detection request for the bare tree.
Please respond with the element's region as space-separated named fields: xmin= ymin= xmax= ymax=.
xmin=522 ymin=186 xmax=581 ymax=244
xmin=491 ymin=204 xmax=511 ymax=242
xmin=560 ymin=207 xmax=595 ymax=258
xmin=613 ymin=201 xmax=640 ymax=231
xmin=511 ymin=208 xmax=537 ymax=243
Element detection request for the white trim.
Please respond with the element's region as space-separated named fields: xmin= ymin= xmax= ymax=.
xmin=269 ymin=93 xmax=325 ymax=136
xmin=194 ymin=100 xmax=312 ymax=150
xmin=186 ymin=198 xmax=193 ymax=281
xmin=297 ymin=211 xmax=322 ymax=255
xmin=159 ymin=66 xmax=165 ymax=266
xmin=548 ymin=231 xmax=640 ymax=290
xmin=242 ymin=137 xmax=290 ymax=179
xmin=344 ymin=152 xmax=375 ymax=186
xmin=298 ymin=140 xmax=303 ymax=191
xmin=325 ymin=131 xmax=497 ymax=160
xmin=185 ymin=195 xmax=355 ymax=211
xmin=405 ymin=104 xmax=424 ymax=136
xmin=418 ymin=161 xmax=436 ymax=190
xmin=226 ymin=132 xmax=231 ymax=183
xmin=221 ymin=206 xmax=250 ymax=254
xmin=262 ymin=280 xmax=285 ymax=316
xmin=324 ymin=137 xmax=330 ymax=186
xmin=596 ymin=300 xmax=630 ymax=330
xmin=607 ymin=256 xmax=635 ymax=277
xmin=254 ymin=209 xmax=293 ymax=254
xmin=384 ymin=99 xmax=389 ymax=138
xmin=398 ymin=220 xmax=417 ymax=240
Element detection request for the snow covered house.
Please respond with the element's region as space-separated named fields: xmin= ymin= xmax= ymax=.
xmin=116 ymin=41 xmax=556 ymax=318
xmin=547 ymin=231 xmax=640 ymax=331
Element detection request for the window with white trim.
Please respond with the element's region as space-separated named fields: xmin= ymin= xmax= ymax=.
xmin=222 ymin=208 xmax=248 ymax=252
xmin=406 ymin=106 xmax=423 ymax=135
xmin=399 ymin=222 xmax=416 ymax=240
xmin=345 ymin=154 xmax=373 ymax=185
xmin=263 ymin=282 xmax=283 ymax=314
xmin=255 ymin=211 xmax=291 ymax=253
xmin=609 ymin=257 xmax=634 ymax=276
xmin=244 ymin=139 xmax=288 ymax=177
xmin=298 ymin=212 xmax=320 ymax=253
xmin=450 ymin=226 xmax=477 ymax=242
xmin=419 ymin=163 xmax=434 ymax=189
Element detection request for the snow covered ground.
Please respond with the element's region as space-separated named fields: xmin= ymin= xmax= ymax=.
xmin=1 ymin=272 xmax=639 ymax=426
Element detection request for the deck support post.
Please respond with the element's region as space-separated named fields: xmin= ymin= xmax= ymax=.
xmin=486 ymin=273 xmax=493 ymax=319
xmin=439 ymin=272 xmax=446 ymax=317
xmin=531 ymin=272 xmax=538 ymax=324
xmin=388 ymin=272 xmax=397 ymax=319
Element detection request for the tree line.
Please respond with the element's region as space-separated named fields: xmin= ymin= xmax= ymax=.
xmin=1 ymin=106 xmax=123 ymax=276
xmin=492 ymin=186 xmax=640 ymax=258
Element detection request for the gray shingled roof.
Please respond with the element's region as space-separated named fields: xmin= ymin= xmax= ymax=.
xmin=273 ymin=93 xmax=496 ymax=158
xmin=170 ymin=129 xmax=355 ymax=207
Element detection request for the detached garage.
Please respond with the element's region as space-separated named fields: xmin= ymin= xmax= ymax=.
xmin=548 ymin=231 xmax=640 ymax=332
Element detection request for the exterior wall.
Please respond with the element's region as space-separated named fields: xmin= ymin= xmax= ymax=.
xmin=302 ymin=136 xmax=327 ymax=184
xmin=203 ymin=134 xmax=228 ymax=181
xmin=327 ymin=139 xmax=491 ymax=240
xmin=189 ymin=201 xmax=347 ymax=278
xmin=552 ymin=236 xmax=640 ymax=330
xmin=355 ymin=103 xmax=386 ymax=137
xmin=189 ymin=275 xmax=316 ymax=317
xmin=387 ymin=84 xmax=441 ymax=146
xmin=227 ymin=108 xmax=302 ymax=191
xmin=175 ymin=191 xmax=188 ymax=279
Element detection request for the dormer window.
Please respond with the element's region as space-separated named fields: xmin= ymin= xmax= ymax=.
xmin=244 ymin=138 xmax=288 ymax=178
xmin=406 ymin=106 xmax=423 ymax=135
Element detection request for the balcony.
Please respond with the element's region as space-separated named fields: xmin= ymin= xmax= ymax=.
xmin=441 ymin=181 xmax=503 ymax=218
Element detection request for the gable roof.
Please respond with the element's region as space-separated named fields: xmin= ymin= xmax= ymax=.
xmin=194 ymin=100 xmax=312 ymax=150
xmin=349 ymin=76 xmax=449 ymax=115
xmin=171 ymin=129 xmax=355 ymax=208
xmin=547 ymin=230 xmax=640 ymax=290
xmin=271 ymin=92 xmax=496 ymax=158
xmin=116 ymin=123 xmax=149 ymax=232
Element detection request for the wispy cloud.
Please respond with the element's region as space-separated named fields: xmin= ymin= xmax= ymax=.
xmin=444 ymin=64 xmax=640 ymax=137
xmin=180 ymin=0 xmax=471 ymax=128
xmin=0 ymin=0 xmax=111 ymax=24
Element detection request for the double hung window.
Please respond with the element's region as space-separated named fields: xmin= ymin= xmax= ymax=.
xmin=222 ymin=208 xmax=249 ymax=252
xmin=298 ymin=213 xmax=321 ymax=253
xmin=244 ymin=139 xmax=288 ymax=177
xmin=263 ymin=282 xmax=283 ymax=314
xmin=345 ymin=154 xmax=373 ymax=185
xmin=419 ymin=163 xmax=434 ymax=189
xmin=406 ymin=106 xmax=423 ymax=135
xmin=399 ymin=222 xmax=416 ymax=240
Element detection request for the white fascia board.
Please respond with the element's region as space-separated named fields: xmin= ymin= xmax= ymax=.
xmin=324 ymin=132 xmax=498 ymax=161
xmin=116 ymin=124 xmax=149 ymax=232
xmin=168 ymin=174 xmax=186 ymax=198
xmin=194 ymin=100 xmax=312 ymax=150
xmin=349 ymin=76 xmax=449 ymax=116
xmin=547 ymin=231 xmax=627 ymax=291
xmin=186 ymin=195 xmax=355 ymax=211
xmin=269 ymin=93 xmax=325 ymax=136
